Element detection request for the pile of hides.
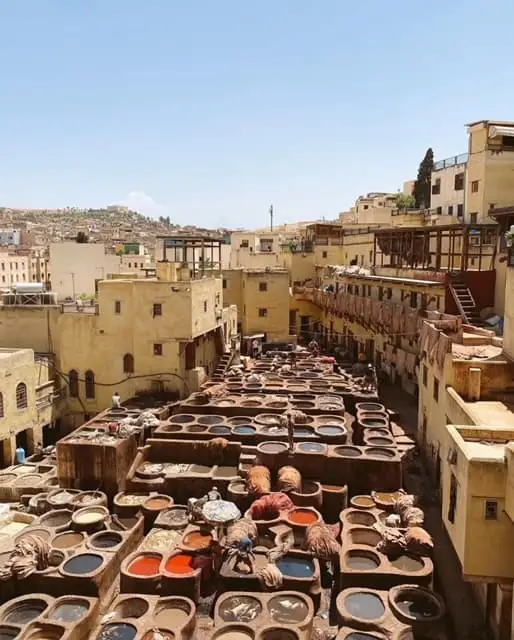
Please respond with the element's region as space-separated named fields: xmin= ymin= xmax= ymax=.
xmin=305 ymin=523 xmax=340 ymax=561
xmin=395 ymin=493 xmax=425 ymax=527
xmin=0 ymin=535 xmax=56 ymax=580
xmin=277 ymin=466 xmax=302 ymax=493
xmin=245 ymin=373 xmax=264 ymax=384
xmin=192 ymin=383 xmax=228 ymax=403
xmin=247 ymin=466 xmax=271 ymax=495
xmin=225 ymin=518 xmax=258 ymax=548
xmin=194 ymin=437 xmax=229 ymax=464
xmin=279 ymin=409 xmax=309 ymax=429
xmin=373 ymin=521 xmax=433 ymax=557
xmin=250 ymin=492 xmax=294 ymax=521
xmin=257 ymin=564 xmax=283 ymax=590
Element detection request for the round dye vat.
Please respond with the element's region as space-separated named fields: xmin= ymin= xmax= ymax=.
xmin=210 ymin=426 xmax=231 ymax=435
xmin=373 ymin=491 xmax=402 ymax=506
xmin=98 ymin=623 xmax=137 ymax=640
xmin=4 ymin=600 xmax=48 ymax=625
xmin=62 ymin=554 xmax=103 ymax=575
xmin=395 ymin=595 xmax=440 ymax=619
xmin=297 ymin=442 xmax=326 ymax=453
xmin=259 ymin=442 xmax=287 ymax=454
xmin=241 ymin=401 xmax=260 ymax=407
xmin=356 ymin=403 xmax=384 ymax=413
xmin=299 ymin=481 xmax=319 ymax=495
xmin=268 ymin=595 xmax=309 ymax=624
xmin=73 ymin=507 xmax=108 ymax=527
xmin=185 ymin=425 xmax=207 ymax=433
xmin=351 ymin=495 xmax=375 ymax=509
xmin=40 ymin=511 xmax=72 ymax=528
xmin=52 ymin=600 xmax=89 ymax=622
xmin=349 ymin=528 xmax=382 ymax=547
xmin=212 ymin=628 xmax=253 ymax=640
xmin=182 ymin=530 xmax=213 ymax=550
xmin=367 ymin=448 xmax=395 ymax=459
xmin=52 ymin=532 xmax=84 ymax=549
xmin=219 ymin=596 xmax=262 ymax=622
xmin=157 ymin=507 xmax=188 ymax=525
xmin=261 ymin=630 xmax=298 ymax=640
xmin=165 ymin=554 xmax=195 ymax=574
xmin=0 ymin=627 xmax=21 ymax=639
xmin=346 ymin=634 xmax=381 ymax=640
xmin=293 ymin=427 xmax=314 ymax=437
xmin=346 ymin=551 xmax=380 ymax=571
xmin=288 ymin=509 xmax=319 ymax=526
xmin=346 ymin=511 xmax=376 ymax=526
xmin=230 ymin=417 xmax=255 ymax=426
xmin=233 ymin=426 xmax=256 ymax=435
xmin=389 ymin=555 xmax=424 ymax=572
xmin=197 ymin=415 xmax=224 ymax=425
xmin=317 ymin=425 xmax=345 ymax=436
xmin=144 ymin=496 xmax=173 ymax=510
xmin=113 ymin=598 xmax=149 ymax=619
xmin=344 ymin=593 xmax=385 ymax=620
xmin=90 ymin=532 xmax=123 ymax=549
xmin=276 ymin=556 xmax=314 ymax=578
xmin=155 ymin=600 xmax=191 ymax=628
xmin=142 ymin=631 xmax=174 ymax=640
xmin=168 ymin=414 xmax=195 ymax=424
xmin=360 ymin=418 xmax=388 ymax=428
xmin=334 ymin=446 xmax=362 ymax=458
xmin=128 ymin=555 xmax=162 ymax=576
xmin=366 ymin=437 xmax=393 ymax=446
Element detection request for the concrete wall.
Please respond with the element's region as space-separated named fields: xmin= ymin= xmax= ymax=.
xmin=50 ymin=242 xmax=121 ymax=300
xmin=431 ymin=163 xmax=466 ymax=216
xmin=504 ymin=265 xmax=514 ymax=360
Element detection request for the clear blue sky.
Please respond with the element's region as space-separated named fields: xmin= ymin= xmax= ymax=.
xmin=1 ymin=1 xmax=513 ymax=228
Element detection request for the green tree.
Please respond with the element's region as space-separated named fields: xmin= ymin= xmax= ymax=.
xmin=396 ymin=193 xmax=415 ymax=211
xmin=413 ymin=148 xmax=434 ymax=209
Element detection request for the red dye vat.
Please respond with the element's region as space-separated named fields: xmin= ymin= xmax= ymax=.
xmin=128 ymin=555 xmax=161 ymax=576
xmin=288 ymin=509 xmax=319 ymax=525
xmin=165 ymin=554 xmax=195 ymax=574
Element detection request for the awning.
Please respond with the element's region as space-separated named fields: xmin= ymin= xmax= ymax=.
xmin=489 ymin=125 xmax=514 ymax=138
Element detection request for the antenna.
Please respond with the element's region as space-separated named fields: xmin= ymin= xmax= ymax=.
xmin=269 ymin=204 xmax=274 ymax=232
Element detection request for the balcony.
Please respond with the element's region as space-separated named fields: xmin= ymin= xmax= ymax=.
xmin=433 ymin=153 xmax=469 ymax=171
xmin=36 ymin=380 xmax=65 ymax=424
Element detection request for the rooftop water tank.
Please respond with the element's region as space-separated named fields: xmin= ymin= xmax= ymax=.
xmin=13 ymin=282 xmax=46 ymax=294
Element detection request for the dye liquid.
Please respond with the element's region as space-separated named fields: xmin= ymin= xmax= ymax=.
xmin=165 ymin=554 xmax=194 ymax=574
xmin=276 ymin=556 xmax=314 ymax=578
xmin=63 ymin=554 xmax=103 ymax=574
xmin=98 ymin=623 xmax=137 ymax=640
xmin=344 ymin=593 xmax=385 ymax=620
xmin=128 ymin=556 xmax=161 ymax=576
xmin=52 ymin=602 xmax=89 ymax=622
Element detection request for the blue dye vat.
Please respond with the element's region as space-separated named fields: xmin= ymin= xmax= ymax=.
xmin=298 ymin=442 xmax=325 ymax=453
xmin=277 ymin=556 xmax=314 ymax=578
xmin=63 ymin=554 xmax=103 ymax=575
xmin=234 ymin=426 xmax=256 ymax=435
xmin=210 ymin=426 xmax=231 ymax=434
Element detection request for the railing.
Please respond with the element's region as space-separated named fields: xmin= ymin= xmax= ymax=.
xmin=433 ymin=153 xmax=469 ymax=171
xmin=36 ymin=381 xmax=65 ymax=409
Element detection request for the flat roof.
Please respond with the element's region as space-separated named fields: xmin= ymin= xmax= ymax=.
xmin=449 ymin=423 xmax=514 ymax=462
xmin=331 ymin=271 xmax=443 ymax=286
xmin=157 ymin=235 xmax=223 ymax=243
xmin=375 ymin=223 xmax=497 ymax=234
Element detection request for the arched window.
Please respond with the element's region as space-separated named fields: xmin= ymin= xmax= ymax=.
xmin=16 ymin=382 xmax=28 ymax=409
xmin=85 ymin=370 xmax=95 ymax=399
xmin=123 ymin=353 xmax=134 ymax=374
xmin=0 ymin=392 xmax=4 ymax=418
xmin=69 ymin=370 xmax=79 ymax=398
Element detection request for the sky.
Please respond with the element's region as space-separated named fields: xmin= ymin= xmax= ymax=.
xmin=1 ymin=1 xmax=514 ymax=229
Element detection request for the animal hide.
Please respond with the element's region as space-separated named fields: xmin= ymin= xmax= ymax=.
xmin=277 ymin=466 xmax=302 ymax=493
xmin=247 ymin=465 xmax=271 ymax=495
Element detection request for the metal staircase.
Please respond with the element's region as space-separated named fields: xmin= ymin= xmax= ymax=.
xmin=449 ymin=274 xmax=485 ymax=327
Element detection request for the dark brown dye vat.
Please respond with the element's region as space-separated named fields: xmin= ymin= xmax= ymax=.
xmin=389 ymin=555 xmax=424 ymax=572
xmin=259 ymin=442 xmax=287 ymax=454
xmin=261 ymin=631 xmax=298 ymax=640
xmin=168 ymin=414 xmax=195 ymax=424
xmin=219 ymin=595 xmax=262 ymax=622
xmin=229 ymin=417 xmax=254 ymax=426
xmin=210 ymin=426 xmax=231 ymax=434
xmin=317 ymin=425 xmax=345 ymax=436
xmin=142 ymin=630 xmax=174 ymax=640
xmin=52 ymin=600 xmax=89 ymax=622
xmin=346 ymin=634 xmax=382 ymax=640
xmin=91 ymin=531 xmax=123 ymax=549
xmin=4 ymin=599 xmax=48 ymax=624
xmin=62 ymin=554 xmax=103 ymax=574
xmin=360 ymin=418 xmax=388 ymax=428
xmin=40 ymin=511 xmax=72 ymax=528
xmin=97 ymin=624 xmax=137 ymax=640
xmin=197 ymin=415 xmax=224 ymax=425
xmin=346 ymin=551 xmax=380 ymax=570
xmin=366 ymin=447 xmax=395 ymax=459
xmin=344 ymin=592 xmax=385 ymax=620
xmin=52 ymin=532 xmax=85 ymax=549
xmin=395 ymin=594 xmax=440 ymax=619
xmin=0 ymin=626 xmax=21 ymax=639
xmin=334 ymin=446 xmax=362 ymax=457
xmin=356 ymin=403 xmax=384 ymax=412
xmin=268 ymin=594 xmax=308 ymax=624
xmin=185 ymin=425 xmax=206 ymax=433
xmin=366 ymin=437 xmax=393 ymax=446
xmin=346 ymin=511 xmax=376 ymax=526
xmin=113 ymin=598 xmax=149 ymax=619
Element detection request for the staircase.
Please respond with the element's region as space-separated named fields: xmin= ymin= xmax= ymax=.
xmin=449 ymin=274 xmax=485 ymax=327
xmin=211 ymin=350 xmax=235 ymax=382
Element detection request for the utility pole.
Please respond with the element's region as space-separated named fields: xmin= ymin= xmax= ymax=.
xmin=269 ymin=204 xmax=274 ymax=232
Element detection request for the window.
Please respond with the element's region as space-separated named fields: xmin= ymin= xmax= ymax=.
xmin=258 ymin=308 xmax=268 ymax=317
xmin=485 ymin=499 xmax=498 ymax=520
xmin=123 ymin=353 xmax=134 ymax=374
xmin=363 ymin=204 xmax=369 ymax=210
xmin=114 ymin=300 xmax=121 ymax=314
xmin=259 ymin=282 xmax=268 ymax=292
xmin=386 ymin=288 xmax=393 ymax=300
xmin=203 ymin=301 xmax=208 ymax=312
xmin=240 ymin=240 xmax=249 ymax=248
xmin=454 ymin=173 xmax=464 ymax=190
xmin=431 ymin=178 xmax=441 ymax=195
xmin=410 ymin=292 xmax=418 ymax=308
xmin=448 ymin=205 xmax=453 ymax=216
xmin=85 ymin=370 xmax=95 ymax=399
xmin=469 ymin=212 xmax=478 ymax=225
xmin=222 ymin=279 xmax=227 ymax=289
xmin=15 ymin=382 xmax=27 ymax=409
xmin=153 ymin=303 xmax=162 ymax=316
xmin=502 ymin=135 xmax=514 ymax=148
xmin=423 ymin=365 xmax=428 ymax=387
xmin=448 ymin=473 xmax=457 ymax=523
xmin=457 ymin=204 xmax=464 ymax=217
xmin=322 ymin=251 xmax=327 ymax=259
xmin=471 ymin=180 xmax=479 ymax=193
xmin=69 ymin=370 xmax=79 ymax=397
xmin=128 ymin=262 xmax=132 ymax=268
xmin=154 ymin=343 xmax=163 ymax=356
xmin=0 ymin=392 xmax=3 ymax=418
xmin=433 ymin=377 xmax=439 ymax=401
xmin=436 ymin=206 xmax=442 ymax=216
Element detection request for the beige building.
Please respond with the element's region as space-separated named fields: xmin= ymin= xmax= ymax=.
xmin=0 ymin=248 xmax=50 ymax=289
xmin=0 ymin=252 xmax=237 ymax=427
xmin=430 ymin=154 xmax=467 ymax=219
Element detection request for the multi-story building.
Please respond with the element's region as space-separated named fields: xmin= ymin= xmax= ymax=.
xmin=430 ymin=154 xmax=467 ymax=219
xmin=0 ymin=239 xmax=238 ymax=429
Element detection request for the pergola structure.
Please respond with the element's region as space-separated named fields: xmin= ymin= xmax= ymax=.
xmin=373 ymin=224 xmax=498 ymax=271
xmin=158 ymin=236 xmax=223 ymax=280
xmin=490 ymin=206 xmax=514 ymax=266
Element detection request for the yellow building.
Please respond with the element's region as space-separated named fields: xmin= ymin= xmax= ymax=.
xmin=223 ymin=268 xmax=293 ymax=343
xmin=430 ymin=153 xmax=467 ymax=219
xmin=0 ymin=246 xmax=238 ymax=429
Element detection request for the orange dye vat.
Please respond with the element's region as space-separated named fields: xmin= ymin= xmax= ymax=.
xmin=145 ymin=497 xmax=172 ymax=510
xmin=129 ymin=555 xmax=161 ymax=576
xmin=183 ymin=531 xmax=212 ymax=550
xmin=165 ymin=554 xmax=194 ymax=574
xmin=288 ymin=509 xmax=319 ymax=525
